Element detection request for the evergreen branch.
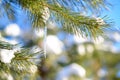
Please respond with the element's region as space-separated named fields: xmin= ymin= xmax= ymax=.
xmin=0 ymin=47 xmax=43 ymax=79
xmin=14 ymin=49 xmax=44 ymax=60
xmin=18 ymin=0 xmax=48 ymax=28
xmin=17 ymin=0 xmax=112 ymax=38
xmin=19 ymin=0 xmax=110 ymax=12
xmin=13 ymin=48 xmax=44 ymax=60
xmin=0 ymin=40 xmax=14 ymax=50
xmin=49 ymin=0 xmax=111 ymax=12
xmin=46 ymin=4 xmax=112 ymax=38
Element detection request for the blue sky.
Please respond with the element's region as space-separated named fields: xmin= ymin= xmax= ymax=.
xmin=105 ymin=0 xmax=120 ymax=29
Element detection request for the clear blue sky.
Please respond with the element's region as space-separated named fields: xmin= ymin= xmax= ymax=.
xmin=105 ymin=0 xmax=120 ymax=29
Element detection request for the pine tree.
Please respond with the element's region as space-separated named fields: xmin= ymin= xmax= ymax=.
xmin=0 ymin=0 xmax=114 ymax=80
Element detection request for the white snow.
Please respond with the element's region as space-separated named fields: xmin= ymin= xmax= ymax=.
xmin=46 ymin=35 xmax=64 ymax=55
xmin=86 ymin=44 xmax=94 ymax=53
xmin=5 ymin=23 xmax=21 ymax=37
xmin=77 ymin=45 xmax=86 ymax=56
xmin=56 ymin=63 xmax=86 ymax=80
xmin=42 ymin=7 xmax=50 ymax=23
xmin=3 ymin=73 xmax=14 ymax=80
xmin=0 ymin=49 xmax=15 ymax=63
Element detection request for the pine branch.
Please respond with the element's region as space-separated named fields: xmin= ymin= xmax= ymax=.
xmin=0 ymin=0 xmax=112 ymax=38
xmin=49 ymin=0 xmax=111 ymax=12
xmin=46 ymin=4 xmax=112 ymax=38
xmin=0 ymin=47 xmax=43 ymax=80
xmin=17 ymin=0 xmax=112 ymax=38
xmin=0 ymin=40 xmax=14 ymax=50
xmin=18 ymin=0 xmax=48 ymax=28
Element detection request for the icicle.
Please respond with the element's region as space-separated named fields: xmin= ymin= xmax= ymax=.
xmin=42 ymin=6 xmax=50 ymax=58
xmin=44 ymin=26 xmax=47 ymax=58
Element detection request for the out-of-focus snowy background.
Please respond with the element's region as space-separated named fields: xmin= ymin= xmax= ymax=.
xmin=0 ymin=0 xmax=120 ymax=80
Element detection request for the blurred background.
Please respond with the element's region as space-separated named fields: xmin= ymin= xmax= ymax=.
xmin=0 ymin=0 xmax=120 ymax=80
